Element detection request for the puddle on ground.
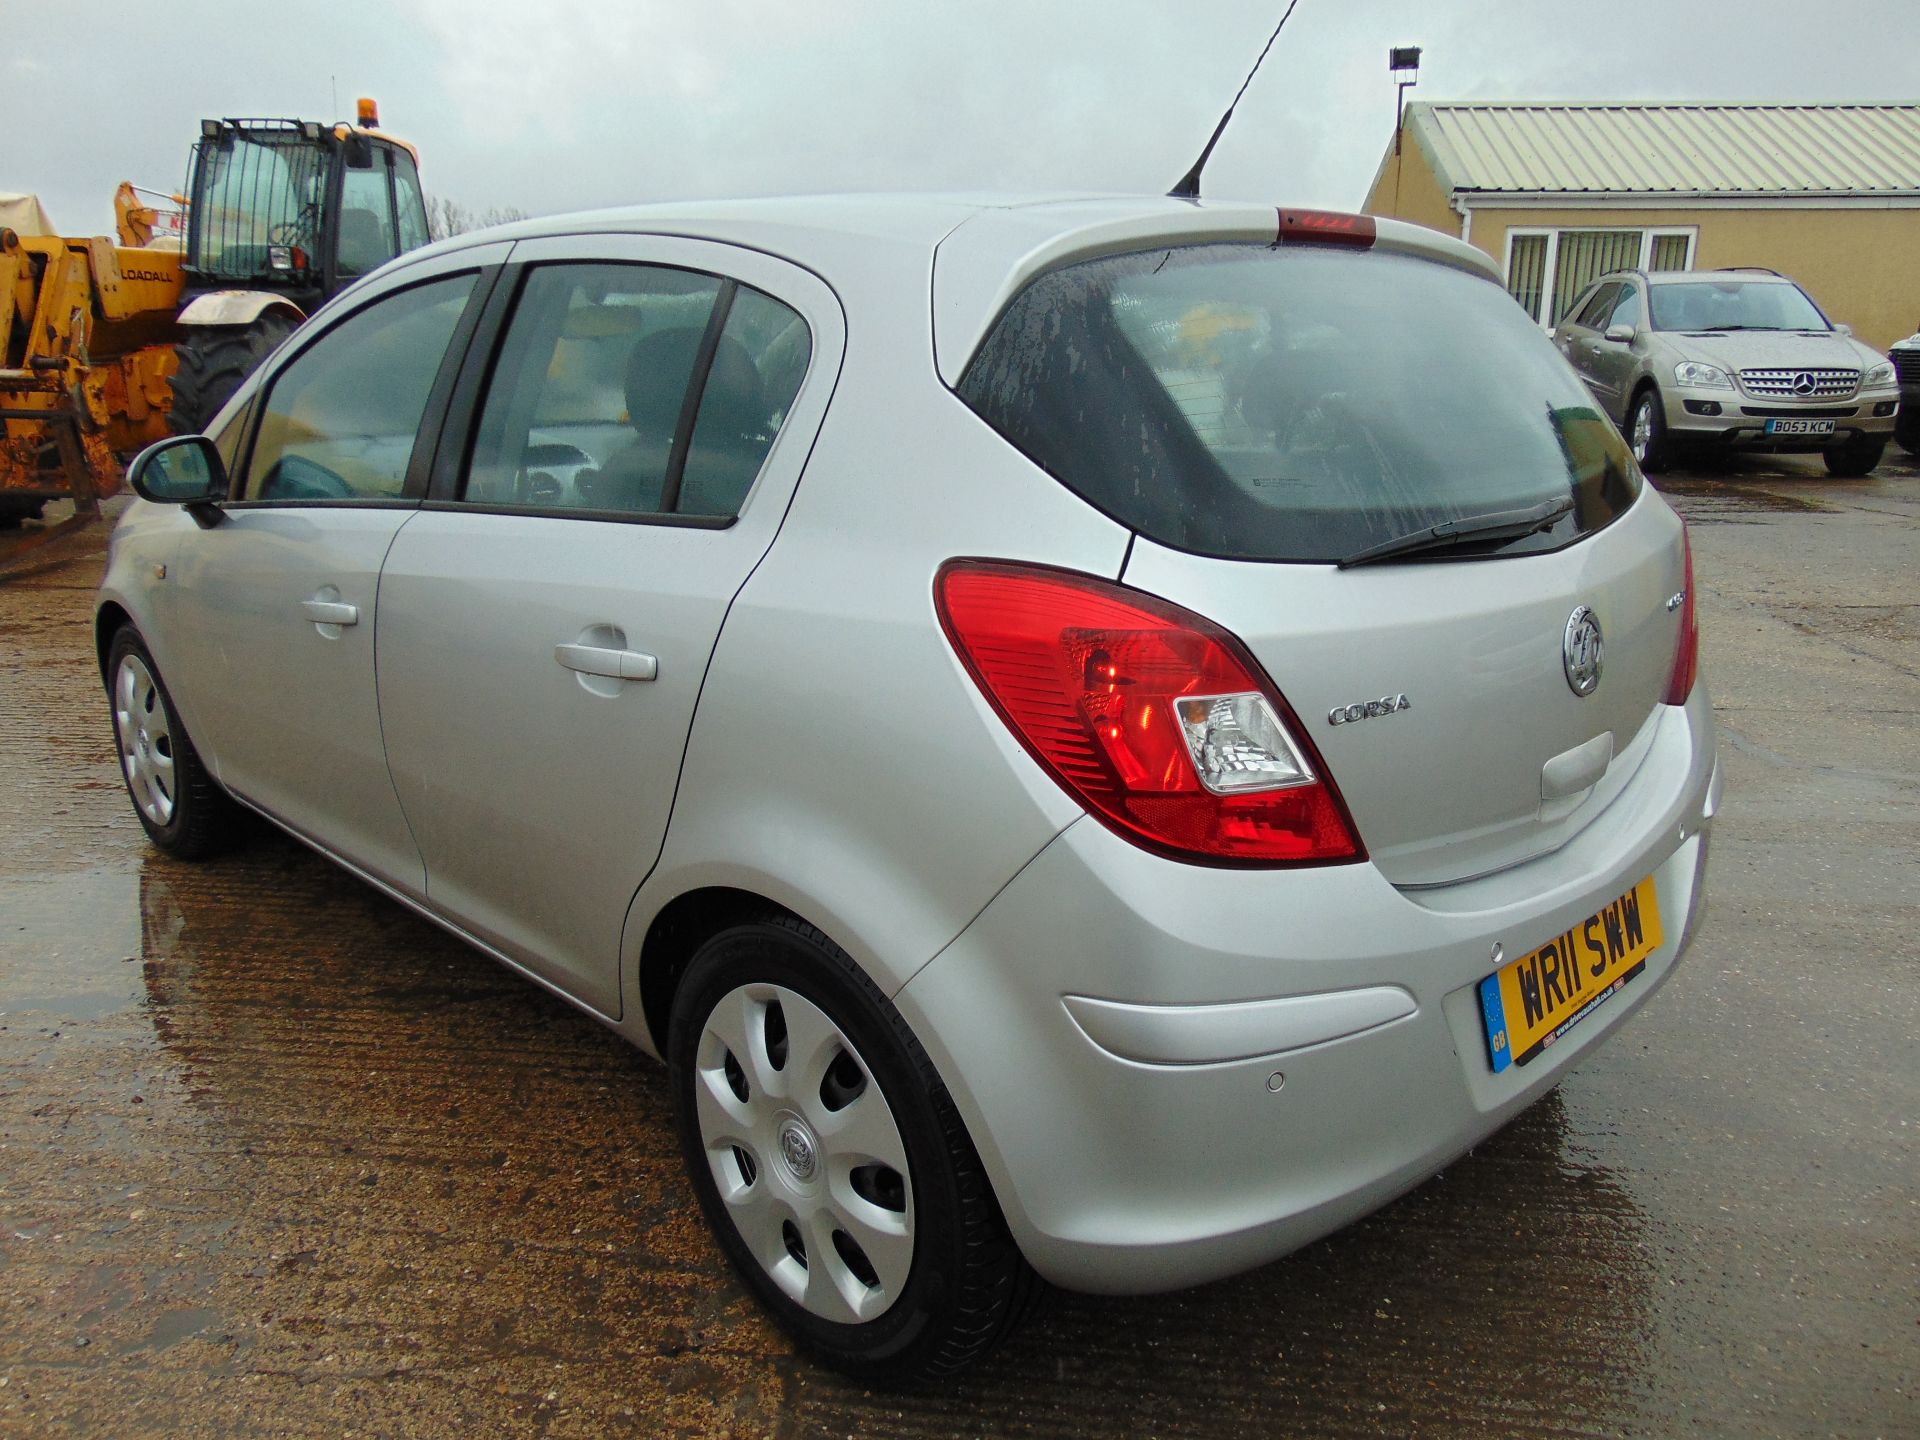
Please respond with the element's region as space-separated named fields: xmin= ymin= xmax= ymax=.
xmin=143 ymin=1306 xmax=223 ymax=1352
xmin=1653 ymin=475 xmax=1836 ymax=521
xmin=0 ymin=868 xmax=145 ymax=1020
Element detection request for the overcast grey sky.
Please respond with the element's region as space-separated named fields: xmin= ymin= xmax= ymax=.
xmin=10 ymin=0 xmax=1918 ymax=236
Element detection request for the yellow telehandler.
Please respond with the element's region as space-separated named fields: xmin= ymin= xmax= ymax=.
xmin=2 ymin=100 xmax=429 ymax=562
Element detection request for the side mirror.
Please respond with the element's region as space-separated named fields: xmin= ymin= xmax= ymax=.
xmin=343 ymin=134 xmax=374 ymax=169
xmin=1603 ymin=323 xmax=1636 ymax=344
xmin=1834 ymin=322 xmax=1854 ymax=337
xmin=127 ymin=435 xmax=227 ymax=525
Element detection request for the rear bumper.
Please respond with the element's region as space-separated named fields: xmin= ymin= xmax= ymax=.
xmin=896 ymin=685 xmax=1719 ymax=1294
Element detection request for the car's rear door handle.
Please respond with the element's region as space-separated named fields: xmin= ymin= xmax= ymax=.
xmin=301 ymin=599 xmax=359 ymax=626
xmin=555 ymin=643 xmax=657 ymax=682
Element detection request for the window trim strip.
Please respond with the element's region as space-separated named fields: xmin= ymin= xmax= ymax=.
xmin=417 ymin=498 xmax=737 ymax=529
xmin=658 ymin=278 xmax=738 ymax=515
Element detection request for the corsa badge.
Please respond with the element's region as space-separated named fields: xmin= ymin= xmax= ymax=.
xmin=1328 ymin=693 xmax=1411 ymax=726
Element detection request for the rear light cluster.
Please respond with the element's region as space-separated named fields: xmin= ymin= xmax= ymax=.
xmin=936 ymin=561 xmax=1364 ymax=866
xmin=1664 ymin=526 xmax=1700 ymax=705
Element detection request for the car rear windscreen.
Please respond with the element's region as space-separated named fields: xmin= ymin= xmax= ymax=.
xmin=958 ymin=242 xmax=1640 ymax=563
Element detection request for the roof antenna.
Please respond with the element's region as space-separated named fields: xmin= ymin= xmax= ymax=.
xmin=1169 ymin=0 xmax=1307 ymax=199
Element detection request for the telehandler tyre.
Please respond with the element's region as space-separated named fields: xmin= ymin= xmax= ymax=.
xmin=167 ymin=312 xmax=298 ymax=436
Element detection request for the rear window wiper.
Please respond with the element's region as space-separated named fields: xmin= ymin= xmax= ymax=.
xmin=1338 ymin=495 xmax=1575 ymax=569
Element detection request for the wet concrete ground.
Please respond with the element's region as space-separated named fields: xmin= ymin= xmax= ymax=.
xmin=2 ymin=457 xmax=1915 ymax=1438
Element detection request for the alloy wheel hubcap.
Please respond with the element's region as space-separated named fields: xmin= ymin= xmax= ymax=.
xmin=113 ymin=655 xmax=176 ymax=826
xmin=694 ymin=982 xmax=913 ymax=1324
xmin=1632 ymin=402 xmax=1653 ymax=461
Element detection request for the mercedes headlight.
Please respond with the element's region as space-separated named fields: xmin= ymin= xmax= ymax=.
xmin=1673 ymin=361 xmax=1733 ymax=390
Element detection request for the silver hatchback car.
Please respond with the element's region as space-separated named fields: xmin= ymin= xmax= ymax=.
xmin=1553 ymin=267 xmax=1899 ymax=476
xmin=100 ymin=196 xmax=1719 ymax=1382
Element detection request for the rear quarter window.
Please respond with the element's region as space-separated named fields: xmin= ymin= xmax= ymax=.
xmin=959 ymin=242 xmax=1640 ymax=563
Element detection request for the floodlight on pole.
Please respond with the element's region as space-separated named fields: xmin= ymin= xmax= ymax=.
xmin=1391 ymin=46 xmax=1422 ymax=156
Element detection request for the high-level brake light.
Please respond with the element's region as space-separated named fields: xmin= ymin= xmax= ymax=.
xmin=1276 ymin=209 xmax=1377 ymax=247
xmin=936 ymin=561 xmax=1364 ymax=866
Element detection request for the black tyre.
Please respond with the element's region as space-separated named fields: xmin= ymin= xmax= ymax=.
xmin=1823 ymin=434 xmax=1886 ymax=478
xmin=0 ymin=492 xmax=47 ymax=528
xmin=106 ymin=627 xmax=240 ymax=859
xmin=1628 ymin=387 xmax=1677 ymax=474
xmin=167 ymin=312 xmax=298 ymax=435
xmin=1893 ymin=412 xmax=1918 ymax=458
xmin=669 ymin=917 xmax=1039 ymax=1384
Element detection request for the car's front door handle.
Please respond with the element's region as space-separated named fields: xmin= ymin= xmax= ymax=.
xmin=555 ymin=643 xmax=658 ymax=682
xmin=301 ymin=599 xmax=359 ymax=626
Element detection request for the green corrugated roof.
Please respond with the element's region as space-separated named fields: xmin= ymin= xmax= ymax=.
xmin=1408 ymin=103 xmax=1920 ymax=195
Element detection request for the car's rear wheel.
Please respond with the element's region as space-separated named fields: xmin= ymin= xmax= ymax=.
xmin=106 ymin=627 xmax=239 ymax=858
xmin=1629 ymin=388 xmax=1677 ymax=473
xmin=1823 ymin=434 xmax=1886 ymax=478
xmin=668 ymin=917 xmax=1037 ymax=1384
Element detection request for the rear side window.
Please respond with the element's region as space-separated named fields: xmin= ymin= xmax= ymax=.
xmin=467 ymin=263 xmax=723 ymax=513
xmin=959 ymin=243 xmax=1640 ymax=563
xmin=679 ymin=286 xmax=812 ymax=517
xmin=463 ymin=263 xmax=809 ymax=518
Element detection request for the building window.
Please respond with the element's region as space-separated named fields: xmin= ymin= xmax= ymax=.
xmin=1504 ymin=226 xmax=1696 ymax=326
xmin=1649 ymin=233 xmax=1691 ymax=272
xmin=1508 ymin=234 xmax=1548 ymax=323
xmin=1549 ymin=231 xmax=1642 ymax=327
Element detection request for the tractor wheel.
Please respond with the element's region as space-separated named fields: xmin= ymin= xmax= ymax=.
xmin=0 ymin=495 xmax=46 ymax=530
xmin=167 ymin=312 xmax=298 ymax=435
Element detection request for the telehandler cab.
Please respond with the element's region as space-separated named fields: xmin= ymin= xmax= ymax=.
xmin=2 ymin=99 xmax=429 ymax=559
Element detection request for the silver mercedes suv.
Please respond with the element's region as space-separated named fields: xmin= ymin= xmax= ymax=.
xmin=1553 ymin=268 xmax=1899 ymax=475
xmin=101 ymin=196 xmax=1718 ymax=1382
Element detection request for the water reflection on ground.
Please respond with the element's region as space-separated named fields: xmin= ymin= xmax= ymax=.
xmin=0 ymin=835 xmax=1666 ymax=1437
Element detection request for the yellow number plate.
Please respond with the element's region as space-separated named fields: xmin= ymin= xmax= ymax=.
xmin=1479 ymin=875 xmax=1663 ymax=1072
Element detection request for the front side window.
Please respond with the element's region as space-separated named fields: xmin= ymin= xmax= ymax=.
xmin=391 ymin=151 xmax=431 ymax=254
xmin=961 ymin=242 xmax=1639 ymax=563
xmin=1609 ymin=285 xmax=1644 ymax=330
xmin=464 ymin=263 xmax=809 ymax=518
xmin=1572 ymin=282 xmax=1621 ymax=330
xmin=243 ymin=274 xmax=475 ymax=501
xmin=1648 ymin=279 xmax=1829 ymax=333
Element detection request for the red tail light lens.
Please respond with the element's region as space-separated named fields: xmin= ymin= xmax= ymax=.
xmin=1664 ymin=526 xmax=1699 ymax=705
xmin=935 ymin=561 xmax=1364 ymax=866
